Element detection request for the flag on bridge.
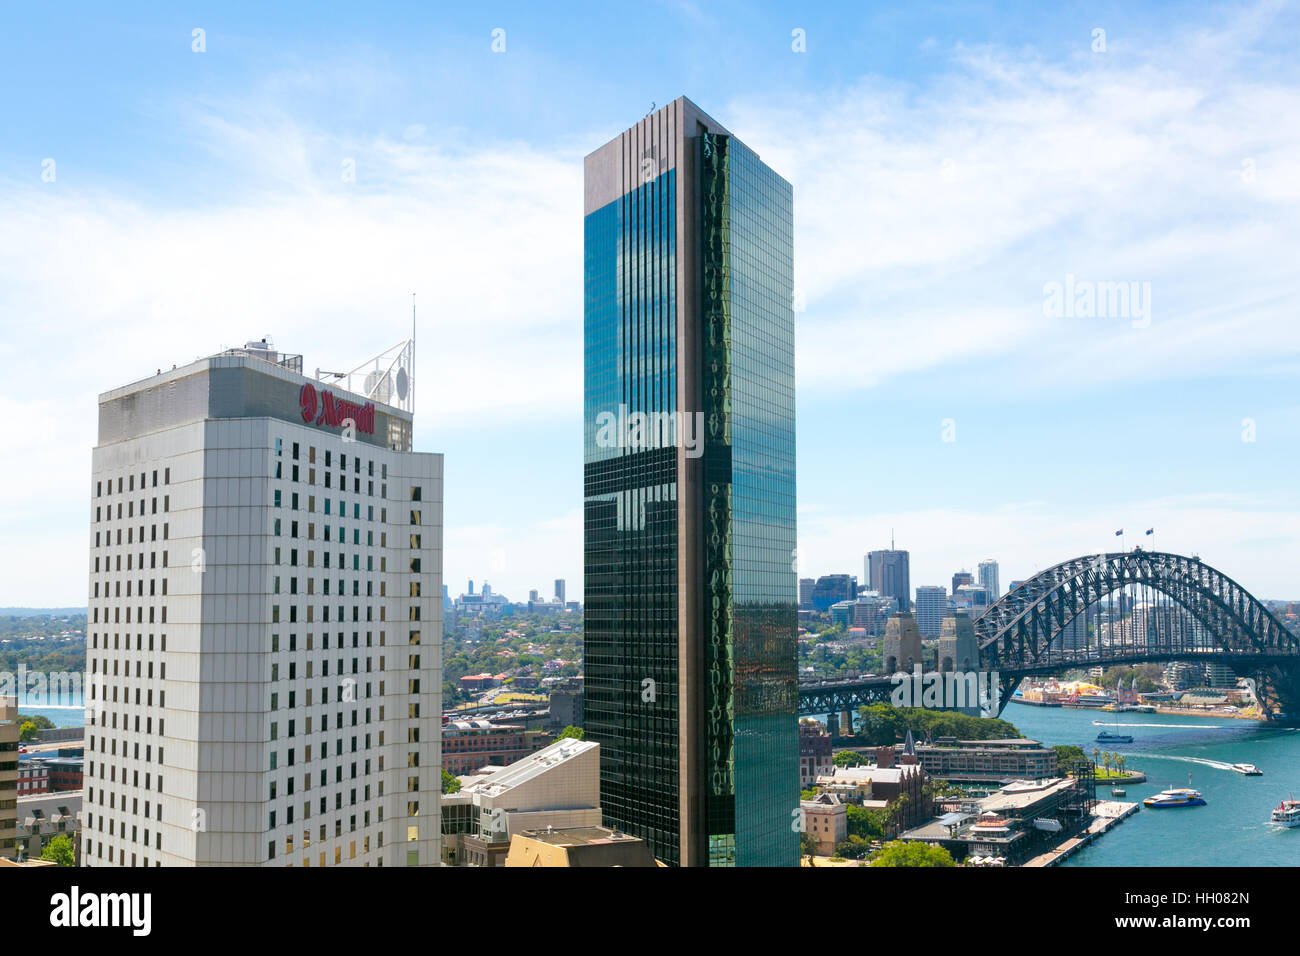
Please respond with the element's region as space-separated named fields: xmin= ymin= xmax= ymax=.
xmin=1146 ymin=528 xmax=1154 ymax=535
xmin=1115 ymin=529 xmax=1123 ymax=536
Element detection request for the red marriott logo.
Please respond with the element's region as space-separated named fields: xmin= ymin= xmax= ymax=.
xmin=299 ymin=383 xmax=375 ymax=435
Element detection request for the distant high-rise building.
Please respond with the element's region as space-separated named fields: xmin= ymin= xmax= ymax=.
xmin=952 ymin=571 xmax=974 ymax=596
xmin=798 ymin=578 xmax=815 ymax=610
xmin=955 ymin=584 xmax=991 ymax=609
xmin=978 ymin=559 xmax=1000 ymax=602
xmin=811 ymin=574 xmax=857 ymax=613
xmin=850 ymin=592 xmax=900 ymax=637
xmin=583 ymin=97 xmax=798 ymax=867
xmin=1059 ymin=606 xmax=1092 ymax=652
xmin=468 ymin=580 xmax=475 ymax=595
xmin=555 ymin=579 xmax=566 ymax=605
xmin=915 ymin=586 xmax=948 ymax=637
xmin=529 ymin=589 xmax=541 ymax=604
xmin=1204 ymin=660 xmax=1237 ymax=689
xmin=866 ymin=549 xmax=911 ymax=612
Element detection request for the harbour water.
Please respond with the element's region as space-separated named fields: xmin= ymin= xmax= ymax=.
xmin=1007 ymin=703 xmax=1300 ymax=866
xmin=13 ymin=694 xmax=85 ymax=729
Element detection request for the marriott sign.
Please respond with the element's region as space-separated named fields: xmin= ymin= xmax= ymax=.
xmin=299 ymin=382 xmax=376 ymax=435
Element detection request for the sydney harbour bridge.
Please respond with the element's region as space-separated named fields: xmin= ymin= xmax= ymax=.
xmin=797 ymin=550 xmax=1300 ymax=724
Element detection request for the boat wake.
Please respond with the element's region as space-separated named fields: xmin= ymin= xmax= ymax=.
xmin=1128 ymin=753 xmax=1236 ymax=772
xmin=1091 ymin=720 xmax=1231 ymax=730
xmin=14 ymin=704 xmax=85 ymax=711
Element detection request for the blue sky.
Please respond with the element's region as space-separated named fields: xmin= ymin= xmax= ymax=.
xmin=2 ymin=0 xmax=1298 ymax=605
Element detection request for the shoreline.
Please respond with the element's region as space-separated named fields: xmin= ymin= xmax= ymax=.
xmin=1009 ymin=698 xmax=1260 ymax=722
xmin=1151 ymin=705 xmax=1258 ymax=721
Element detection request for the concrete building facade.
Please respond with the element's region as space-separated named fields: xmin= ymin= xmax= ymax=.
xmin=84 ymin=342 xmax=442 ymax=867
xmin=0 ymin=696 xmax=17 ymax=858
xmin=915 ymin=585 xmax=947 ymax=637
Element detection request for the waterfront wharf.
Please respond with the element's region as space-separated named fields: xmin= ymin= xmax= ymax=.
xmin=1022 ymin=800 xmax=1140 ymax=867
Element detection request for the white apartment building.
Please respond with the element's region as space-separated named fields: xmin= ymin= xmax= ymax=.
xmin=441 ymin=737 xmax=601 ymax=866
xmin=84 ymin=341 xmax=441 ymax=866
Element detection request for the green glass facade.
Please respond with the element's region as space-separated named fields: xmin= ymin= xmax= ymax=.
xmin=584 ymin=164 xmax=682 ymax=863
xmin=584 ymin=100 xmax=797 ymax=866
xmin=709 ymin=134 xmax=799 ymax=868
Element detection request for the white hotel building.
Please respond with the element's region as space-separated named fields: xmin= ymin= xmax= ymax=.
xmin=84 ymin=340 xmax=442 ymax=866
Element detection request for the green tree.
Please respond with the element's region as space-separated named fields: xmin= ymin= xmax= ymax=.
xmin=853 ymin=703 xmax=1021 ymax=746
xmin=441 ymin=769 xmax=461 ymax=794
xmin=833 ymin=750 xmax=864 ymax=768
xmin=835 ymin=836 xmax=875 ymax=860
xmin=869 ymin=840 xmax=956 ymax=867
xmin=19 ymin=720 xmax=38 ymax=742
xmin=556 ymin=725 xmax=585 ymax=742
xmin=845 ymin=803 xmax=888 ymax=841
xmin=41 ymin=834 xmax=75 ymax=867
xmin=800 ymin=831 xmax=817 ymax=865
xmin=1052 ymin=744 xmax=1085 ymax=769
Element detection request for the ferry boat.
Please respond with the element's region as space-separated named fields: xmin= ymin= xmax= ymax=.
xmin=1270 ymin=798 xmax=1300 ymax=828
xmin=1111 ymin=787 xmax=1127 ymax=798
xmin=1143 ymin=788 xmax=1206 ymax=808
xmin=1231 ymin=763 xmax=1263 ymax=776
xmin=1096 ymin=731 xmax=1133 ymax=744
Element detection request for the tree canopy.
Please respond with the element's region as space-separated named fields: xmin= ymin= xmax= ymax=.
xmin=832 ymin=749 xmax=865 ymax=768
xmin=41 ymin=834 xmax=75 ymax=866
xmin=441 ymin=769 xmax=462 ymax=794
xmin=854 ymin=702 xmax=1021 ymax=745
xmin=1052 ymin=744 xmax=1085 ymax=768
xmin=868 ymin=840 xmax=956 ymax=867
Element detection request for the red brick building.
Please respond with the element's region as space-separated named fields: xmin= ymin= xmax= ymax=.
xmin=441 ymin=720 xmax=529 ymax=774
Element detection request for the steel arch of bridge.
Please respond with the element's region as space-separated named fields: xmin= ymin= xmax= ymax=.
xmin=795 ymin=551 xmax=1300 ymax=720
xmin=977 ymin=550 xmax=1297 ymax=674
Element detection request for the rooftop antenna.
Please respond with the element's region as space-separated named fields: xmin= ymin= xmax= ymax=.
xmin=412 ymin=292 xmax=416 ymax=413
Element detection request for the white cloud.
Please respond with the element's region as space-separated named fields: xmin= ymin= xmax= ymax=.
xmin=2 ymin=4 xmax=1297 ymax=605
xmin=728 ymin=7 xmax=1300 ymax=397
xmin=0 ymin=115 xmax=589 ymax=606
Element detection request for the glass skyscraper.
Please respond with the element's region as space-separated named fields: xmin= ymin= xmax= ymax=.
xmin=583 ymin=97 xmax=798 ymax=867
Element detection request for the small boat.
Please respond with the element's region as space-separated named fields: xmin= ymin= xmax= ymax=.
xmin=1271 ymin=798 xmax=1300 ymax=828
xmin=1096 ymin=731 xmax=1133 ymax=743
xmin=1111 ymin=787 xmax=1127 ymax=797
xmin=1143 ymin=788 xmax=1206 ymax=808
xmin=1231 ymin=763 xmax=1262 ymax=776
